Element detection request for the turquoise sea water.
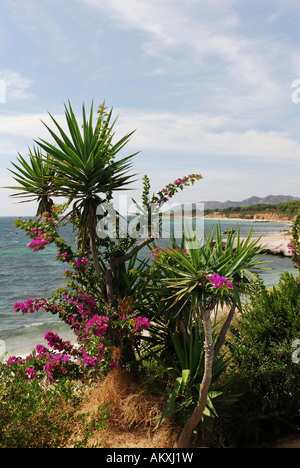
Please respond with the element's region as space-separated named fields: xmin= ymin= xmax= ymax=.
xmin=0 ymin=217 xmax=296 ymax=358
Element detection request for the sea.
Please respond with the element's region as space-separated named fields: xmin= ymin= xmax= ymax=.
xmin=0 ymin=216 xmax=297 ymax=359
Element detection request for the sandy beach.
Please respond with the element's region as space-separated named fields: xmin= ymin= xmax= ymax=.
xmin=204 ymin=214 xmax=294 ymax=224
xmin=203 ymin=215 xmax=294 ymax=257
xmin=252 ymin=231 xmax=293 ymax=257
xmin=220 ymin=229 xmax=293 ymax=257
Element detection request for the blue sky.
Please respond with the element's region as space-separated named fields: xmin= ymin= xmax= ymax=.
xmin=0 ymin=0 xmax=300 ymax=216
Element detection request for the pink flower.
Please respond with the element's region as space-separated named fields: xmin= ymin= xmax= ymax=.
xmin=85 ymin=315 xmax=110 ymax=337
xmin=25 ymin=368 xmax=37 ymax=380
xmin=75 ymin=257 xmax=90 ymax=269
xmin=27 ymin=232 xmax=51 ymax=252
xmin=134 ymin=316 xmax=150 ymax=332
xmin=206 ymin=273 xmax=233 ymax=290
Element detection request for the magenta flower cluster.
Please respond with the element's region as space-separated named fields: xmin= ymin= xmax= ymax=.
xmin=11 ymin=289 xmax=151 ymax=383
xmin=44 ymin=331 xmax=72 ymax=353
xmin=205 ymin=273 xmax=233 ymax=290
xmin=27 ymin=231 xmax=51 ymax=252
xmin=78 ymin=344 xmax=105 ymax=369
xmin=288 ymin=239 xmax=300 ymax=270
xmin=65 ymin=258 xmax=90 ymax=276
xmin=75 ymin=257 xmax=90 ymax=269
xmin=43 ymin=212 xmax=52 ymax=222
xmin=155 ymin=174 xmax=202 ymax=205
xmin=85 ymin=315 xmax=110 ymax=337
xmin=57 ymin=251 xmax=72 ymax=263
xmin=61 ymin=292 xmax=98 ymax=333
xmin=6 ymin=335 xmax=72 ymax=383
xmin=13 ymin=298 xmax=58 ymax=315
xmin=151 ymin=247 xmax=162 ymax=259
xmin=288 ymin=241 xmax=298 ymax=255
xmin=134 ymin=316 xmax=150 ymax=332
xmin=43 ymin=353 xmax=71 ymax=382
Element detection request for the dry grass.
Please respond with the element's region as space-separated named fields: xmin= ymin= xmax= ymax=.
xmin=79 ymin=349 xmax=178 ymax=448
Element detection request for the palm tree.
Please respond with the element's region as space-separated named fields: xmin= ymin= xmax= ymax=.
xmin=152 ymin=225 xmax=267 ymax=448
xmin=35 ymin=101 xmax=138 ymax=274
xmin=7 ymin=146 xmax=56 ymax=218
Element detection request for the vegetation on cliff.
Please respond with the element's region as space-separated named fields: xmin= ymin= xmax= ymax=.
xmin=205 ymin=201 xmax=300 ymax=220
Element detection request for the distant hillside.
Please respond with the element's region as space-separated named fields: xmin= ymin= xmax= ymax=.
xmin=202 ymin=195 xmax=300 ymax=211
xmin=204 ymin=200 xmax=300 ymax=221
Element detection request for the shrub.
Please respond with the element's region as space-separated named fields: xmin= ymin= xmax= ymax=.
xmin=226 ymin=273 xmax=300 ymax=445
xmin=0 ymin=364 xmax=109 ymax=448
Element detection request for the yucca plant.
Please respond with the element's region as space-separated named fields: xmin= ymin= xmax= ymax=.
xmin=8 ymin=101 xmax=138 ymax=275
xmin=35 ymin=101 xmax=138 ymax=274
xmin=150 ymin=224 xmax=267 ymax=448
xmin=7 ymin=146 xmax=56 ymax=218
xmin=143 ymin=318 xmax=238 ymax=432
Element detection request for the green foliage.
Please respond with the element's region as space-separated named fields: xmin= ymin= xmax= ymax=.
xmin=9 ymin=97 xmax=299 ymax=447
xmin=143 ymin=320 xmax=238 ymax=429
xmin=290 ymin=210 xmax=300 ymax=272
xmin=7 ymin=147 xmax=56 ymax=216
xmin=227 ymin=272 xmax=300 ymax=445
xmin=0 ymin=366 xmax=109 ymax=448
xmin=205 ymin=201 xmax=300 ymax=220
xmin=36 ymin=102 xmax=137 ymax=220
xmin=148 ymin=225 xmax=266 ymax=322
xmin=7 ymin=101 xmax=138 ymax=272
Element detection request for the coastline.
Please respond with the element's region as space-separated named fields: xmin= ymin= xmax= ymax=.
xmin=242 ymin=231 xmax=293 ymax=257
xmin=0 ymin=216 xmax=296 ymax=362
xmin=204 ymin=214 xmax=294 ymax=224
xmin=203 ymin=215 xmax=294 ymax=257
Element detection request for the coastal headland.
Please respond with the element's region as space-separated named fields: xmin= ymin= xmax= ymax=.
xmin=204 ymin=214 xmax=294 ymax=257
xmin=239 ymin=231 xmax=292 ymax=257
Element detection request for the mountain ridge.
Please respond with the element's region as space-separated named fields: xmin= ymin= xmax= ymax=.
xmin=201 ymin=195 xmax=300 ymax=210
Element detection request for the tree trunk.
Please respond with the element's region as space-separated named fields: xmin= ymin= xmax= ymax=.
xmin=90 ymin=234 xmax=101 ymax=275
xmin=105 ymin=264 xmax=115 ymax=305
xmin=105 ymin=237 xmax=154 ymax=305
xmin=213 ymin=305 xmax=236 ymax=360
xmin=88 ymin=212 xmax=101 ymax=275
xmin=174 ymin=306 xmax=214 ymax=448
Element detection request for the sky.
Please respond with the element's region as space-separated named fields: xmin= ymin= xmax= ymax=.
xmin=0 ymin=0 xmax=300 ymax=216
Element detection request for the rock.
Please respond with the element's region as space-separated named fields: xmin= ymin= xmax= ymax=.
xmin=222 ymin=232 xmax=294 ymax=257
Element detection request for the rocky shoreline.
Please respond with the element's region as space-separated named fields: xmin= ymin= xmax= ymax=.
xmin=220 ymin=231 xmax=292 ymax=257
xmin=205 ymin=226 xmax=292 ymax=257
xmin=206 ymin=216 xmax=294 ymax=257
xmin=250 ymin=231 xmax=293 ymax=257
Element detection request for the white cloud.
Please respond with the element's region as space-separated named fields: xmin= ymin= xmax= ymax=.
xmin=0 ymin=112 xmax=67 ymax=140
xmin=76 ymin=0 xmax=294 ymax=121
xmin=115 ymin=109 xmax=300 ymax=160
xmin=1 ymin=107 xmax=299 ymax=165
xmin=0 ymin=70 xmax=34 ymax=100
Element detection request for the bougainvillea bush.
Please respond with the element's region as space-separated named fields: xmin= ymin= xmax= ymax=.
xmin=3 ymin=195 xmax=153 ymax=383
xmin=5 ymin=100 xmax=202 ymax=383
xmin=7 ymin=180 xmax=201 ymax=384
